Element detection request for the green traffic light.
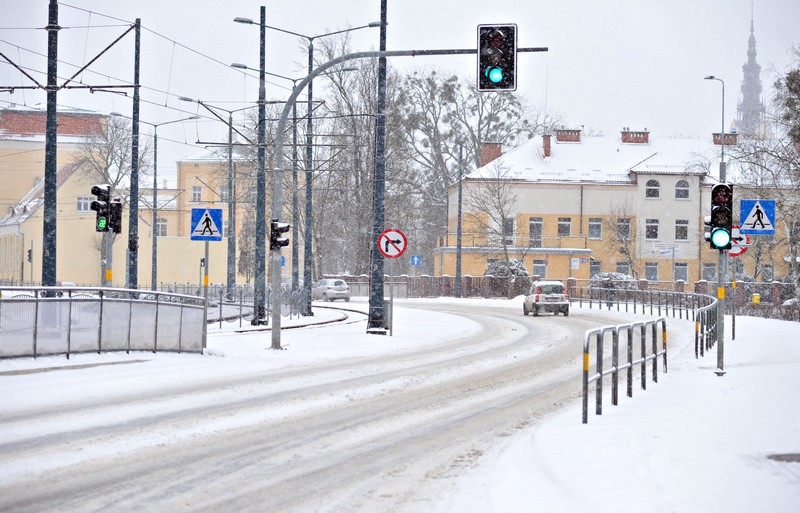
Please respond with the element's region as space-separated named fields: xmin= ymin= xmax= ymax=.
xmin=485 ymin=66 xmax=504 ymax=83
xmin=710 ymin=228 xmax=731 ymax=248
xmin=97 ymin=217 xmax=108 ymax=230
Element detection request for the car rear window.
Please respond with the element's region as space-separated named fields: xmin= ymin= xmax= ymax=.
xmin=539 ymin=284 xmax=563 ymax=294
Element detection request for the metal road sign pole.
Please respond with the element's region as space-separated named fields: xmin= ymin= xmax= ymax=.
xmin=203 ymin=240 xmax=209 ymax=351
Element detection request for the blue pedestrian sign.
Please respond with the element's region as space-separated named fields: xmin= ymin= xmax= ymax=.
xmin=410 ymin=255 xmax=422 ymax=267
xmin=190 ymin=208 xmax=224 ymax=241
xmin=739 ymin=200 xmax=775 ymax=236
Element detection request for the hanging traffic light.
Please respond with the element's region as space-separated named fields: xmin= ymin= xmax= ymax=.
xmin=270 ymin=218 xmax=290 ymax=251
xmin=709 ymin=183 xmax=733 ymax=250
xmin=477 ymin=24 xmax=517 ymax=92
xmin=109 ymin=197 xmax=123 ymax=234
xmin=90 ymin=184 xmax=111 ymax=232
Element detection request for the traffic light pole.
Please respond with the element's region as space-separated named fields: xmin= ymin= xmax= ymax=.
xmin=717 ymin=161 xmax=727 ymax=375
xmin=269 ymin=45 xmax=548 ymax=347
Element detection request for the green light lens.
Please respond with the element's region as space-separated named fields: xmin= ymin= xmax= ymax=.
xmin=710 ymin=228 xmax=731 ymax=248
xmin=486 ymin=66 xmax=504 ymax=83
xmin=97 ymin=217 xmax=108 ymax=230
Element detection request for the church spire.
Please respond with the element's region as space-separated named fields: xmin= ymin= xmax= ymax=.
xmin=737 ymin=4 xmax=765 ymax=136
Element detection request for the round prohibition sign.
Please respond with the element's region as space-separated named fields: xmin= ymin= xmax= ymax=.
xmin=377 ymin=228 xmax=408 ymax=259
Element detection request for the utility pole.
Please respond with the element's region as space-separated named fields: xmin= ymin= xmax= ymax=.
xmin=42 ymin=0 xmax=59 ymax=287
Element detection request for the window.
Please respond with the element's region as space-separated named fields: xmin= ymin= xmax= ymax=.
xmin=590 ymin=260 xmax=602 ymax=279
xmin=77 ymin=196 xmax=92 ymax=212
xmin=675 ymin=180 xmax=689 ymax=199
xmin=673 ymin=262 xmax=688 ymax=282
xmin=528 ymin=217 xmax=543 ymax=247
xmin=533 ymin=259 xmax=547 ymax=278
xmin=616 ymin=261 xmax=630 ymax=275
xmin=192 ymin=185 xmax=202 ymax=203
xmin=502 ymin=217 xmax=514 ymax=246
xmin=156 ymin=218 xmax=167 ymax=237
xmin=617 ymin=218 xmax=631 ymax=241
xmin=645 ymin=179 xmax=660 ymax=198
xmin=645 ymin=219 xmax=659 ymax=240
xmin=703 ymin=263 xmax=716 ymax=281
xmin=557 ymin=217 xmax=571 ymax=237
xmin=675 ymin=219 xmax=689 ymax=241
xmin=588 ymin=218 xmax=602 ymax=239
xmin=645 ymin=262 xmax=659 ymax=281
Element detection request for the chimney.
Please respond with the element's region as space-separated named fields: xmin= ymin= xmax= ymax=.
xmin=543 ymin=134 xmax=551 ymax=157
xmin=555 ymin=128 xmax=581 ymax=142
xmin=480 ymin=142 xmax=502 ymax=166
xmin=621 ymin=127 xmax=650 ymax=143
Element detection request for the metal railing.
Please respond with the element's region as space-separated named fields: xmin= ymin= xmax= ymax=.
xmin=0 ymin=286 xmax=206 ymax=359
xmin=582 ymin=318 xmax=668 ymax=424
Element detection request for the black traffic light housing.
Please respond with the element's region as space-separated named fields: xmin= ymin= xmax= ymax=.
xmin=709 ymin=183 xmax=733 ymax=250
xmin=90 ymin=184 xmax=111 ymax=232
xmin=270 ymin=218 xmax=290 ymax=251
xmin=109 ymin=197 xmax=123 ymax=234
xmin=477 ymin=24 xmax=517 ymax=92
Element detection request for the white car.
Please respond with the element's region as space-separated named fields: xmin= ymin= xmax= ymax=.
xmin=523 ymin=280 xmax=570 ymax=316
xmin=312 ymin=279 xmax=351 ymax=302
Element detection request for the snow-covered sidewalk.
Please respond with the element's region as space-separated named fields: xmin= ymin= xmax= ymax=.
xmin=434 ymin=313 xmax=800 ymax=513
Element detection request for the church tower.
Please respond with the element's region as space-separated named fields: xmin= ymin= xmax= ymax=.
xmin=736 ymin=10 xmax=766 ymax=137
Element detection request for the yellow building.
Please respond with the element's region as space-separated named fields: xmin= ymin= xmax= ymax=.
xmin=437 ymin=129 xmax=794 ymax=286
xmin=0 ymin=106 xmax=273 ymax=289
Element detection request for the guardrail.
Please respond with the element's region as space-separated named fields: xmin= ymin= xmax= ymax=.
xmin=0 ymin=286 xmax=206 ymax=359
xmin=582 ymin=318 xmax=668 ymax=424
xmin=570 ymin=286 xmax=710 ymax=321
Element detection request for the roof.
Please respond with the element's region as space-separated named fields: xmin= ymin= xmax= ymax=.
xmin=469 ymin=133 xmax=721 ymax=184
xmin=0 ymin=160 xmax=82 ymax=226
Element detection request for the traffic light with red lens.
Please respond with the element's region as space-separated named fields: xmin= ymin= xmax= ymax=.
xmin=477 ymin=24 xmax=517 ymax=92
xmin=709 ymin=183 xmax=733 ymax=250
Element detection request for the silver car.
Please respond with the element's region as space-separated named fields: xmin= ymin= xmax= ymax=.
xmin=523 ymin=280 xmax=569 ymax=316
xmin=312 ymin=279 xmax=351 ymax=302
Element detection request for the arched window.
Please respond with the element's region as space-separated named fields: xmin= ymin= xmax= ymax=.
xmin=645 ymin=179 xmax=660 ymax=198
xmin=675 ymin=180 xmax=689 ymax=199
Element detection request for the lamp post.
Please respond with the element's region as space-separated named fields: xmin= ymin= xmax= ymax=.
xmin=179 ymin=97 xmax=256 ymax=299
xmin=247 ymin=20 xmax=380 ymax=316
xmin=111 ymin=113 xmax=198 ymax=292
xmin=705 ymin=74 xmax=727 ymax=375
xmin=234 ymin=7 xmax=268 ymax=324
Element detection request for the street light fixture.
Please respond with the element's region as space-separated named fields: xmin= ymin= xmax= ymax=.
xmin=111 ymin=112 xmax=199 ymax=291
xmin=234 ymin=7 xmax=269 ymax=324
xmin=704 ymin=74 xmax=727 ymax=376
xmin=234 ymin=16 xmax=383 ymax=349
xmin=234 ymin=16 xmax=379 ymax=323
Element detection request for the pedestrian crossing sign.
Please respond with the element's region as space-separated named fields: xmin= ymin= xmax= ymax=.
xmin=739 ymin=199 xmax=775 ymax=236
xmin=190 ymin=208 xmax=224 ymax=241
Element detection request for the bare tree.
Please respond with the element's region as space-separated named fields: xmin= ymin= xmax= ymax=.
xmin=601 ymin=201 xmax=639 ymax=278
xmin=74 ymin=115 xmax=151 ymax=284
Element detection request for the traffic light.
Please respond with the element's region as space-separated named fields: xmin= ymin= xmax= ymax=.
xmin=709 ymin=183 xmax=733 ymax=250
xmin=90 ymin=184 xmax=111 ymax=232
xmin=477 ymin=24 xmax=517 ymax=92
xmin=270 ymin=218 xmax=290 ymax=251
xmin=27 ymin=249 xmax=32 ymax=263
xmin=109 ymin=197 xmax=123 ymax=234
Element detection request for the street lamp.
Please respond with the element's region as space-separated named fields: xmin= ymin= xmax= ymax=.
xmin=242 ymin=19 xmax=379 ymax=316
xmin=704 ymin=74 xmax=727 ymax=375
xmin=234 ymin=8 xmax=268 ymax=324
xmin=179 ymin=96 xmax=256 ymax=299
xmin=111 ymin=112 xmax=198 ymax=291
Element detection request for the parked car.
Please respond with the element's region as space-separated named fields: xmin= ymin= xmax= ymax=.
xmin=523 ymin=280 xmax=569 ymax=316
xmin=312 ymin=278 xmax=351 ymax=302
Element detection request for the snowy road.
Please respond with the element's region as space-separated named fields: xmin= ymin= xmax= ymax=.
xmin=1 ymin=300 xmax=634 ymax=512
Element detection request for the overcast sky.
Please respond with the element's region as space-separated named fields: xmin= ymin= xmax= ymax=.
xmin=2 ymin=0 xmax=799 ymax=176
